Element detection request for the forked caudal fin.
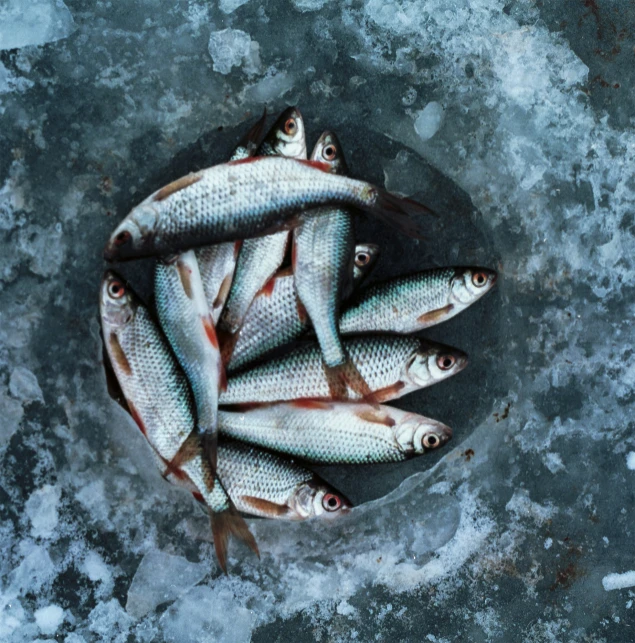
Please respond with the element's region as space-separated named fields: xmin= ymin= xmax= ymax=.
xmin=371 ymin=190 xmax=436 ymax=240
xmin=325 ymin=359 xmax=380 ymax=407
xmin=210 ymin=505 xmax=260 ymax=574
xmin=201 ymin=430 xmax=218 ymax=473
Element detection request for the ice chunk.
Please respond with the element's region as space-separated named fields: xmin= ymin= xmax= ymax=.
xmin=626 ymin=452 xmax=635 ymax=470
xmin=25 ymin=485 xmax=60 ymax=539
xmin=245 ymin=70 xmax=294 ymax=103
xmin=219 ymin=0 xmax=251 ymax=13
xmin=414 ymin=102 xmax=444 ymax=140
xmin=88 ymin=599 xmax=133 ymax=640
xmin=9 ymin=366 xmax=44 ymax=404
xmin=0 ymin=389 xmax=24 ymax=447
xmin=291 ymin=0 xmax=330 ymax=11
xmin=17 ymin=224 xmax=67 ymax=277
xmin=34 ymin=604 xmax=64 ymax=635
xmin=80 ymin=551 xmax=113 ymax=598
xmin=126 ymin=550 xmax=208 ymax=619
xmin=160 ymin=585 xmax=256 ymax=643
xmin=0 ymin=0 xmax=76 ymax=51
xmin=10 ymin=544 xmax=55 ymax=594
xmin=208 ymin=29 xmax=260 ymax=75
xmin=602 ymin=571 xmax=635 ymax=592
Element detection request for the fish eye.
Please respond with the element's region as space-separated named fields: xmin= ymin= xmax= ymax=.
xmin=114 ymin=230 xmax=131 ymax=246
xmin=355 ymin=252 xmax=370 ymax=266
xmin=423 ymin=433 xmax=441 ymax=449
xmin=284 ymin=118 xmax=297 ymax=135
xmin=437 ymin=354 xmax=456 ymax=370
xmin=322 ymin=493 xmax=342 ymax=512
xmin=322 ymin=145 xmax=337 ymax=161
xmin=472 ymin=271 xmax=488 ymax=287
xmin=108 ymin=280 xmax=125 ymax=299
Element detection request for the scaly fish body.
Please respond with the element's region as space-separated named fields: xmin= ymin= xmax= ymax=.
xmin=100 ymin=272 xmax=256 ymax=572
xmin=104 ymin=156 xmax=429 ymax=261
xmin=228 ymin=243 xmax=379 ymax=374
xmin=340 ymin=267 xmax=498 ymax=334
xmin=293 ymin=132 xmax=354 ymax=368
xmin=218 ymin=402 xmax=452 ymax=464
xmin=220 ymin=336 xmax=468 ymax=405
xmin=220 ymin=107 xmax=307 ymax=338
xmin=154 ymin=251 xmax=224 ymax=469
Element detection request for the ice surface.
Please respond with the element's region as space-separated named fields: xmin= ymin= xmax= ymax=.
xmin=626 ymin=452 xmax=635 ymax=471
xmin=602 ymin=572 xmax=635 ymax=592
xmin=1 ymin=0 xmax=634 ymax=639
xmin=33 ymin=604 xmax=64 ymax=635
xmin=0 ymin=0 xmax=75 ymax=51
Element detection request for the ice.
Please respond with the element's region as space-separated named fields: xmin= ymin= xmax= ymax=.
xmin=0 ymin=388 xmax=24 ymax=447
xmin=602 ymin=572 xmax=635 ymax=592
xmin=9 ymin=366 xmax=44 ymax=404
xmin=25 ymin=485 xmax=60 ymax=539
xmin=291 ymin=0 xmax=331 ymax=11
xmin=414 ymin=101 xmax=444 ymax=140
xmin=0 ymin=0 xmax=76 ymax=51
xmin=626 ymin=452 xmax=635 ymax=471
xmin=34 ymin=605 xmax=64 ymax=635
xmin=126 ymin=551 xmax=208 ymax=619
xmin=219 ymin=0 xmax=251 ymax=14
xmin=208 ymin=29 xmax=260 ymax=76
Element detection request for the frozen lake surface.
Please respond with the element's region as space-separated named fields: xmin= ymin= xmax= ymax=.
xmin=1 ymin=0 xmax=634 ymax=640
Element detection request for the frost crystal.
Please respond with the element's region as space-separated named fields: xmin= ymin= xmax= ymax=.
xmin=208 ymin=29 xmax=260 ymax=76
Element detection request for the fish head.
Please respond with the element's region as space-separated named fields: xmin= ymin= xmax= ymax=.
xmin=352 ymin=243 xmax=380 ymax=282
xmin=103 ymin=203 xmax=159 ymax=262
xmin=100 ymin=270 xmax=138 ymax=330
xmin=404 ymin=341 xmax=468 ymax=388
xmin=450 ymin=267 xmax=497 ymax=304
xmin=395 ymin=416 xmax=453 ymax=455
xmin=310 ymin=130 xmax=349 ymax=175
xmin=290 ymin=480 xmax=352 ymax=519
xmin=263 ymin=106 xmax=307 ymax=160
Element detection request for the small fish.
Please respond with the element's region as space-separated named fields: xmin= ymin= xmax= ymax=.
xmin=218 ymin=107 xmax=307 ymax=355
xmin=340 ymin=267 xmax=497 ymax=334
xmin=228 ymin=243 xmax=380 ymax=374
xmin=155 ymin=251 xmax=225 ymax=471
xmin=103 ymin=156 xmax=431 ymax=261
xmin=161 ymin=438 xmax=352 ymax=520
xmin=100 ymin=271 xmax=257 ymax=572
xmin=228 ymin=108 xmax=268 ymax=161
xmin=218 ymin=402 xmax=452 ymax=464
xmin=220 ymin=335 xmax=468 ymax=405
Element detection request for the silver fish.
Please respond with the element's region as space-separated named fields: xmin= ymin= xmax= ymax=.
xmin=218 ymin=401 xmax=452 ymax=464
xmin=100 ymin=271 xmax=257 ymax=572
xmin=219 ymin=107 xmax=307 ymax=350
xmin=103 ymin=156 xmax=430 ymax=261
xmin=228 ymin=108 xmax=268 ymax=161
xmin=154 ymin=250 xmax=225 ymax=470
xmin=228 ymin=243 xmax=380 ymax=374
xmin=220 ymin=335 xmax=468 ymax=405
xmin=340 ymin=267 xmax=498 ymax=335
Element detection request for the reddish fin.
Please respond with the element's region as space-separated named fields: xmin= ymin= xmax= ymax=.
xmin=192 ymin=491 xmax=205 ymax=504
xmin=417 ymin=304 xmax=454 ymax=326
xmin=154 ymin=174 xmax=202 ymax=202
xmin=201 ymin=431 xmax=218 ymax=473
xmin=296 ymin=299 xmax=308 ymax=324
xmin=259 ymin=276 xmax=276 ymax=297
xmin=213 ymin=274 xmax=233 ymax=311
xmin=370 ymin=380 xmax=407 ymax=403
xmin=241 ymin=495 xmax=289 ymax=518
xmin=371 ymin=190 xmax=434 ymax=240
xmin=202 ymin=315 xmax=220 ymax=349
xmin=227 ymin=156 xmax=264 ymax=166
xmin=291 ymin=241 xmax=297 ymax=272
xmin=210 ymin=507 xmax=259 ymax=574
xmin=164 ymin=432 xmax=201 ymax=481
xmin=102 ymin=342 xmax=129 ymax=412
xmin=108 ymin=332 xmax=132 ymax=376
xmin=326 ymin=360 xmax=379 ymax=406
xmin=128 ymin=401 xmax=147 ymax=437
xmin=176 ymin=260 xmax=194 ymax=299
xmin=290 ymin=399 xmax=333 ymax=410
xmin=233 ymin=240 xmax=243 ymax=258
xmin=275 ymin=266 xmax=294 ymax=279
xmin=219 ymin=365 xmax=228 ymax=392
xmin=325 ymin=365 xmax=348 ymax=400
xmin=354 ymin=406 xmax=396 ymax=427
xmin=217 ymin=328 xmax=239 ymax=366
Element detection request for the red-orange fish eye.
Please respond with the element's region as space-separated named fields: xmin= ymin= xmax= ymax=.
xmin=108 ymin=280 xmax=125 ymax=299
xmin=423 ymin=433 xmax=440 ymax=449
xmin=284 ymin=118 xmax=297 ymax=135
xmin=114 ymin=230 xmax=131 ymax=246
xmin=322 ymin=493 xmax=342 ymax=512
xmin=355 ymin=252 xmax=370 ymax=266
xmin=322 ymin=145 xmax=336 ymax=161
xmin=437 ymin=354 xmax=456 ymax=371
xmin=472 ymin=271 xmax=487 ymax=287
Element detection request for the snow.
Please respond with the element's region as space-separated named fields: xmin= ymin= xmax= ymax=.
xmin=219 ymin=0 xmax=252 ymax=14
xmin=208 ymin=29 xmax=260 ymax=76
xmin=626 ymin=452 xmax=635 ymax=471
xmin=34 ymin=604 xmax=64 ymax=635
xmin=414 ymin=102 xmax=444 ymax=141
xmin=602 ymin=572 xmax=635 ymax=592
xmin=25 ymin=485 xmax=60 ymax=539
xmin=9 ymin=366 xmax=43 ymax=404
xmin=0 ymin=388 xmax=24 ymax=447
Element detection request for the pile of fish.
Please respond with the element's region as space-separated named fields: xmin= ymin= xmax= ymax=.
xmin=100 ymin=107 xmax=497 ymax=572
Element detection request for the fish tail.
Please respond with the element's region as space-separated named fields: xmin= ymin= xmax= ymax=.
xmin=210 ymin=506 xmax=260 ymax=574
xmin=371 ymin=190 xmax=436 ymax=240
xmin=325 ymin=358 xmax=378 ymax=407
xmin=201 ymin=430 xmax=218 ymax=474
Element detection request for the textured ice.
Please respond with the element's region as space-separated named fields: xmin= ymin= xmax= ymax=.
xmin=9 ymin=366 xmax=43 ymax=404
xmin=1 ymin=0 xmax=634 ymax=639
xmin=0 ymin=0 xmax=75 ymax=51
xmin=626 ymin=452 xmax=635 ymax=471
xmin=33 ymin=604 xmax=64 ymax=635
xmin=602 ymin=572 xmax=635 ymax=592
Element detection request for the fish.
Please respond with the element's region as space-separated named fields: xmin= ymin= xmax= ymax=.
xmin=293 ymin=130 xmax=372 ymax=400
xmin=340 ymin=267 xmax=498 ymax=334
xmin=218 ymin=107 xmax=307 ymax=356
xmin=220 ymin=335 xmax=468 ymax=405
xmin=154 ymin=251 xmax=225 ymax=471
xmin=99 ymin=271 xmax=257 ymax=572
xmin=228 ymin=243 xmax=380 ymax=374
xmin=103 ymin=155 xmax=431 ymax=261
xmin=218 ymin=401 xmax=452 ymax=464
xmin=228 ymin=108 xmax=268 ymax=161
